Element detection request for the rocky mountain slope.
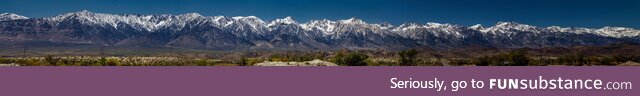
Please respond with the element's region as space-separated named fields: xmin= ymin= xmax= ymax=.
xmin=1 ymin=10 xmax=639 ymax=51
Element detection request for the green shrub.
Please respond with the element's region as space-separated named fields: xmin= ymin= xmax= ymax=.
xmin=44 ymin=55 xmax=59 ymax=66
xmin=398 ymin=49 xmax=418 ymax=66
xmin=238 ymin=57 xmax=248 ymax=66
xmin=507 ymin=49 xmax=529 ymax=66
xmin=332 ymin=52 xmax=369 ymax=66
xmin=105 ymin=58 xmax=121 ymax=66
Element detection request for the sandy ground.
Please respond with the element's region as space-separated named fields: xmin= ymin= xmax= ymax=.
xmin=618 ymin=61 xmax=640 ymax=66
xmin=255 ymin=59 xmax=338 ymax=66
xmin=0 ymin=63 xmax=20 ymax=66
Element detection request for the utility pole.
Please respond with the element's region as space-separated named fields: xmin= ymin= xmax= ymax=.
xmin=169 ymin=46 xmax=173 ymax=57
xmin=22 ymin=46 xmax=27 ymax=58
xmin=99 ymin=45 xmax=105 ymax=58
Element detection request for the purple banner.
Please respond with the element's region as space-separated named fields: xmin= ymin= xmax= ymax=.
xmin=0 ymin=67 xmax=636 ymax=96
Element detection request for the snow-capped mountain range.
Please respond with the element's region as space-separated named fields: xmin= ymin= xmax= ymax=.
xmin=1 ymin=10 xmax=639 ymax=50
xmin=0 ymin=13 xmax=29 ymax=21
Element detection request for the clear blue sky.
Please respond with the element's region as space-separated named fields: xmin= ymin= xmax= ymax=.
xmin=1 ymin=0 xmax=639 ymax=28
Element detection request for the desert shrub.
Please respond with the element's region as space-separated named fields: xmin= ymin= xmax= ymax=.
xmin=195 ymin=59 xmax=216 ymax=66
xmin=105 ymin=58 xmax=121 ymax=66
xmin=314 ymin=51 xmax=328 ymax=60
xmin=289 ymin=54 xmax=314 ymax=62
xmin=247 ymin=58 xmax=266 ymax=65
xmin=20 ymin=59 xmax=41 ymax=66
xmin=44 ymin=55 xmax=60 ymax=66
xmin=469 ymin=49 xmax=530 ymax=66
xmin=398 ymin=49 xmax=418 ymax=66
xmin=268 ymin=53 xmax=315 ymax=62
xmin=238 ymin=57 xmax=248 ymax=66
xmin=332 ymin=52 xmax=369 ymax=66
xmin=506 ymin=49 xmax=529 ymax=66
xmin=90 ymin=57 xmax=106 ymax=66
xmin=365 ymin=58 xmax=399 ymax=66
xmin=0 ymin=58 xmax=13 ymax=64
xmin=473 ymin=56 xmax=491 ymax=66
xmin=269 ymin=54 xmax=288 ymax=62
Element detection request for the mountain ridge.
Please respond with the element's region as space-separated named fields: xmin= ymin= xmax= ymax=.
xmin=1 ymin=10 xmax=639 ymax=51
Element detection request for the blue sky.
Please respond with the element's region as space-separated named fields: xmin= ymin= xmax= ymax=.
xmin=1 ymin=0 xmax=639 ymax=28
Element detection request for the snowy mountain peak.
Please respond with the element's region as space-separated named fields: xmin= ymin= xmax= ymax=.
xmin=425 ymin=22 xmax=460 ymax=28
xmin=398 ymin=23 xmax=423 ymax=28
xmin=212 ymin=16 xmax=226 ymax=20
xmin=302 ymin=19 xmax=337 ymax=34
xmin=179 ymin=13 xmax=202 ymax=17
xmin=494 ymin=22 xmax=539 ymax=29
xmin=495 ymin=22 xmax=527 ymax=27
xmin=46 ymin=10 xmax=208 ymax=31
xmin=64 ymin=10 xmax=92 ymax=15
xmin=281 ymin=16 xmax=295 ymax=22
xmin=268 ymin=16 xmax=297 ymax=26
xmin=79 ymin=10 xmax=91 ymax=13
xmin=69 ymin=10 xmax=99 ymax=17
xmin=232 ymin=16 xmax=259 ymax=20
xmin=232 ymin=16 xmax=266 ymax=24
xmin=597 ymin=27 xmax=640 ymax=37
xmin=546 ymin=26 xmax=571 ymax=32
xmin=426 ymin=22 xmax=444 ymax=26
xmin=601 ymin=26 xmax=635 ymax=31
xmin=469 ymin=24 xmax=483 ymax=30
xmin=230 ymin=16 xmax=267 ymax=31
xmin=49 ymin=10 xmax=103 ymax=21
xmin=339 ymin=17 xmax=366 ymax=24
xmin=175 ymin=13 xmax=204 ymax=21
xmin=0 ymin=13 xmax=29 ymax=21
xmin=393 ymin=23 xmax=425 ymax=31
xmin=378 ymin=22 xmax=394 ymax=29
xmin=486 ymin=21 xmax=542 ymax=33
